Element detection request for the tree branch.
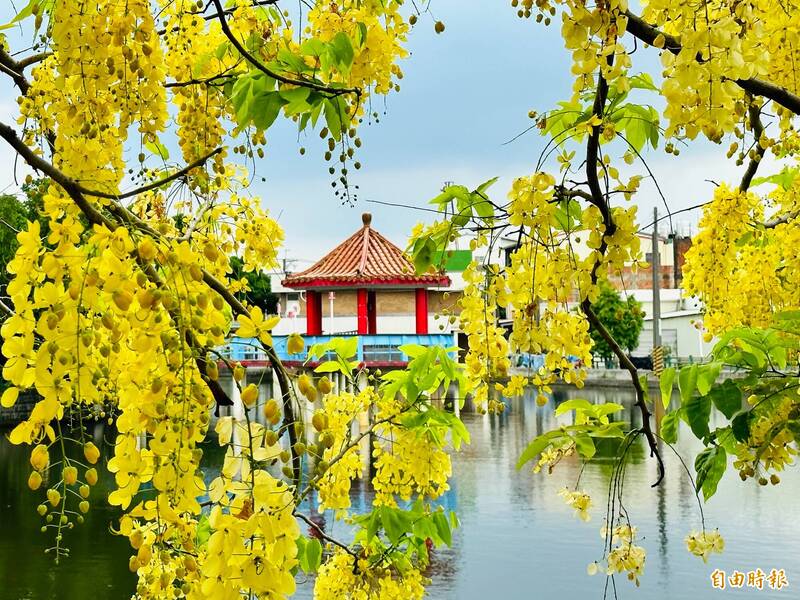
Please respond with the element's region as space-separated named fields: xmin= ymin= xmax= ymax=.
xmin=739 ymin=101 xmax=765 ymax=192
xmin=295 ymin=512 xmax=358 ymax=558
xmin=16 ymin=52 xmax=52 ymax=69
xmin=0 ymin=121 xmax=112 ymax=228
xmin=0 ymin=121 xmax=236 ymax=410
xmin=624 ymin=10 xmax=800 ymax=116
xmin=582 ymin=300 xmax=665 ymax=487
xmin=581 ymin=66 xmax=664 ymax=487
xmin=0 ymin=47 xmax=31 ymax=95
xmin=78 ymin=148 xmax=223 ymax=200
xmin=763 ymin=210 xmax=799 ymax=229
xmin=210 ymin=0 xmax=360 ymax=99
xmin=201 ymin=269 xmax=302 ymax=489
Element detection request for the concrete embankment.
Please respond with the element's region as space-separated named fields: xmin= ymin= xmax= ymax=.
xmin=0 ymin=389 xmax=38 ymax=427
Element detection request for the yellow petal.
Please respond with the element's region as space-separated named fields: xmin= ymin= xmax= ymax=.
xmin=1 ymin=386 xmax=19 ymax=408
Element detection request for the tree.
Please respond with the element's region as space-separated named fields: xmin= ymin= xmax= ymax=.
xmin=1 ymin=0 xmax=800 ymax=597
xmin=588 ymin=283 xmax=644 ymax=362
xmin=406 ymin=0 xmax=800 ymax=586
xmin=0 ymin=2 xmax=456 ymax=598
xmin=229 ymin=255 xmax=278 ymax=315
xmin=0 ymin=179 xmax=46 ymax=298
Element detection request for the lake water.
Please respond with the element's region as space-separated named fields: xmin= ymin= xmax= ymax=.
xmin=1 ymin=386 xmax=797 ymax=599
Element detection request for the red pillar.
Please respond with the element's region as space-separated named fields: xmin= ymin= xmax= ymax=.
xmin=306 ymin=290 xmax=322 ymax=335
xmin=367 ymin=291 xmax=377 ymax=335
xmin=357 ymin=288 xmax=368 ymax=335
xmin=415 ymin=288 xmax=428 ymax=334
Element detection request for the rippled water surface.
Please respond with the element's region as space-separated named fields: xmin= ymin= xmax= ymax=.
xmin=2 ymin=387 xmax=798 ymax=599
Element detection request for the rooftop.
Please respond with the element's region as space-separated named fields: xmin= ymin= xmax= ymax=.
xmin=282 ymin=213 xmax=451 ymax=289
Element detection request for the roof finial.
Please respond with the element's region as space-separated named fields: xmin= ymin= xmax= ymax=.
xmin=362 ymin=212 xmax=372 ymax=227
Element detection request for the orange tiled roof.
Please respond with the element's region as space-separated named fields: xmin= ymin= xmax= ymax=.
xmin=282 ymin=213 xmax=450 ymax=288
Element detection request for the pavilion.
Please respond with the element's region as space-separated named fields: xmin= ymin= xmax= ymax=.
xmin=281 ymin=212 xmax=450 ymax=337
xmin=226 ymin=213 xmax=456 ymax=367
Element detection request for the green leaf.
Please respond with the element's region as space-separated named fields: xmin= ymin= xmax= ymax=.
xmin=196 ymin=514 xmax=211 ymax=547
xmin=412 ymin=238 xmax=435 ymax=274
xmin=750 ymin=165 xmax=799 ymax=191
xmin=328 ymin=32 xmax=355 ymax=74
xmin=314 ymin=360 xmax=343 ymax=374
xmin=145 ymin=140 xmax=170 ymax=160
xmin=276 ymin=48 xmax=309 ymax=73
xmin=696 ymin=361 xmax=721 ymax=396
xmin=381 ymin=507 xmax=411 ymax=544
xmin=332 ymin=336 xmax=359 ymax=360
xmin=432 ymin=511 xmax=452 ymax=546
xmin=554 ymin=398 xmax=593 ymax=416
xmin=590 ymin=423 xmax=627 ymax=438
xmin=476 ymin=176 xmax=499 ymax=195
xmin=300 ymin=38 xmax=326 ymax=57
xmin=0 ymin=0 xmax=38 ymax=30
xmin=708 ymin=379 xmax=742 ymax=419
xmin=366 ymin=511 xmax=380 ymax=541
xmin=296 ymin=536 xmax=321 ymax=573
xmin=629 ymin=72 xmax=658 ymax=92
xmin=230 ymin=74 xmax=257 ymax=125
xmin=252 ymin=91 xmax=284 ymax=131
xmin=214 ymin=42 xmax=229 ymax=60
xmin=678 ymin=364 xmax=698 ymax=404
xmin=661 ymin=410 xmax=681 ymax=444
xmin=573 ymin=434 xmax=596 ymax=459
xmin=398 ymin=344 xmax=427 ymax=358
xmin=659 ymin=367 xmax=676 ymax=410
xmin=516 ymin=431 xmax=564 ymax=469
xmin=354 ymin=22 xmax=368 ymax=47
xmin=694 ymin=446 xmax=727 ymax=501
xmin=323 ymin=97 xmax=346 ymax=140
xmin=684 ymin=393 xmax=712 ymax=440
xmin=731 ymin=410 xmax=752 ymax=442
xmin=279 ymin=86 xmax=311 ymax=116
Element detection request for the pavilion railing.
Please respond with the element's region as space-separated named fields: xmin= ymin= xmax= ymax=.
xmin=222 ymin=333 xmax=457 ymax=364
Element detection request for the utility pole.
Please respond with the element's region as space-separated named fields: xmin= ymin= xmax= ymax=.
xmin=652 ymin=207 xmax=665 ymax=432
xmin=652 ymin=207 xmax=662 ymax=351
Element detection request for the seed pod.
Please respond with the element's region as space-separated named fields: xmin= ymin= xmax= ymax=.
xmin=317 ymin=376 xmax=332 ymax=395
xmin=83 ymin=442 xmax=100 ymax=465
xmin=312 ymin=411 xmax=328 ymax=432
xmin=28 ymin=471 xmax=43 ymax=491
xmin=63 ymin=466 xmax=78 ymax=485
xmin=47 ymin=488 xmax=61 ymax=507
xmin=85 ymin=468 xmax=99 ymax=486
xmin=263 ymin=398 xmax=280 ymax=421
xmin=241 ymin=384 xmax=259 ymax=407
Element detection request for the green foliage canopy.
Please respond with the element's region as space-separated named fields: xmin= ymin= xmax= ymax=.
xmin=587 ymin=283 xmax=645 ymax=360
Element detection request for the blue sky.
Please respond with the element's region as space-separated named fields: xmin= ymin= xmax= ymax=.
xmin=0 ymin=2 xmax=777 ymax=265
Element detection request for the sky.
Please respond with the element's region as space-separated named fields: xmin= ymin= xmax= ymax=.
xmin=0 ymin=1 xmax=782 ymax=268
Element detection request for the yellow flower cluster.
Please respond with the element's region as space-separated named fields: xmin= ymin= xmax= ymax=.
xmin=641 ymin=0 xmax=795 ymax=143
xmin=371 ymin=395 xmax=452 ymax=506
xmin=732 ymin=395 xmax=798 ymax=481
xmin=602 ymin=523 xmax=646 ymax=586
xmin=460 ymin=261 xmax=511 ymax=414
xmin=316 ymin=390 xmax=372 ymax=513
xmin=458 ymin=171 xmax=645 ymax=411
xmin=558 ymin=487 xmax=592 ymax=522
xmin=304 ymin=0 xmax=410 ymax=97
xmin=3 ymin=0 xmax=414 ymax=583
xmin=513 ymin=0 xmax=632 ymax=97
xmin=314 ymin=549 xmax=427 ymax=600
xmin=685 ymin=529 xmax=725 ymax=563
xmin=683 ymin=184 xmax=769 ymax=334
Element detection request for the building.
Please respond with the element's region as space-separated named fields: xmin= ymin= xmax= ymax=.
xmin=242 ymin=213 xmax=464 ymax=366
xmin=496 ymin=228 xmax=712 ymax=362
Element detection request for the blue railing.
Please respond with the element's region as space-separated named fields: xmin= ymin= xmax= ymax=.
xmin=224 ymin=333 xmax=456 ymax=363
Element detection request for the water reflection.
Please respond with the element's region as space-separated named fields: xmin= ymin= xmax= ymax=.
xmin=2 ymin=386 xmax=798 ymax=599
